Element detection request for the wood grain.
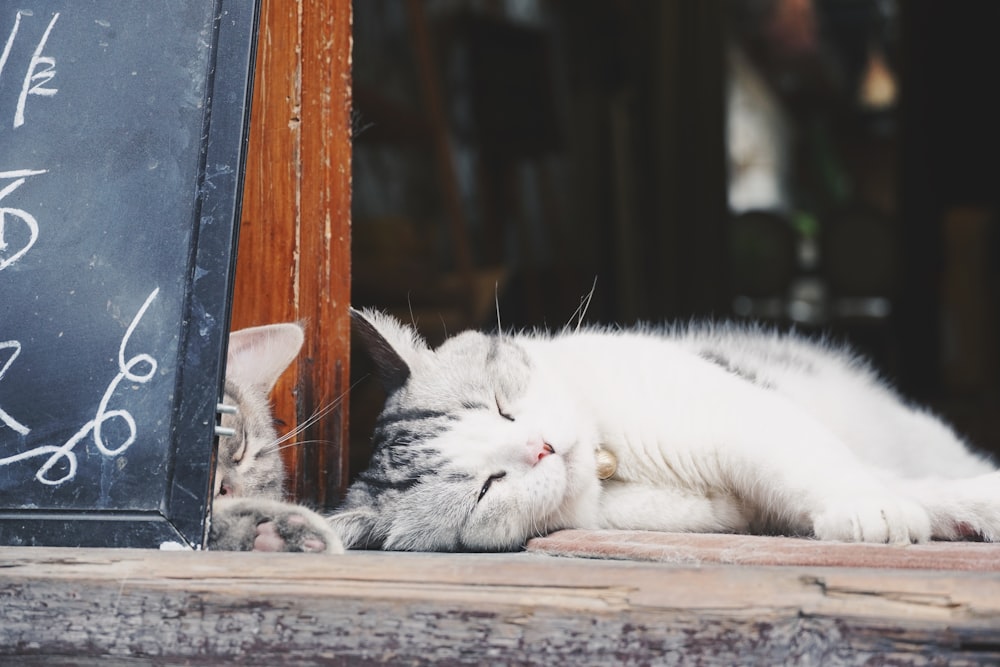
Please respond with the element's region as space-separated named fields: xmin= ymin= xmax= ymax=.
xmin=2 ymin=546 xmax=999 ymax=664
xmin=231 ymin=0 xmax=352 ymax=505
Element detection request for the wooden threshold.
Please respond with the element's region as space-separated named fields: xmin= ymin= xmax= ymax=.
xmin=2 ymin=544 xmax=999 ymax=665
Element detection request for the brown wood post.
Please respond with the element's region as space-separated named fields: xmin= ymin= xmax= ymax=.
xmin=231 ymin=0 xmax=352 ymax=507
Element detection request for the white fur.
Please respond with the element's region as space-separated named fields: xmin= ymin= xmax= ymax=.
xmin=513 ymin=328 xmax=994 ymax=544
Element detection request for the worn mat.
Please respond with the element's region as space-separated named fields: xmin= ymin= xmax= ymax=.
xmin=526 ymin=530 xmax=1000 ymax=571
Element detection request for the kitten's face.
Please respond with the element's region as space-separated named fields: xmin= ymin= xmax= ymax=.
xmin=333 ymin=310 xmax=601 ymax=552
xmin=214 ymin=323 xmax=304 ymax=502
xmin=215 ymin=382 xmax=285 ymax=500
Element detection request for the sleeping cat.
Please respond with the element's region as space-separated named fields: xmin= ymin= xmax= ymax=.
xmin=328 ymin=308 xmax=1000 ymax=551
xmin=209 ymin=310 xmax=1000 ymax=553
xmin=208 ymin=322 xmax=343 ymax=553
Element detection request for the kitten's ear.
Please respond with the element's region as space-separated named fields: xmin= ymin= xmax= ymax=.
xmin=328 ymin=507 xmax=382 ymax=550
xmin=350 ymin=307 xmax=428 ymax=392
xmin=226 ymin=322 xmax=305 ymax=394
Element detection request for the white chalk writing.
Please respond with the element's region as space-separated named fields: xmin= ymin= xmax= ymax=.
xmin=0 ymin=340 xmax=29 ymax=435
xmin=0 ymin=11 xmax=59 ymax=129
xmin=0 ymin=288 xmax=160 ymax=485
xmin=0 ymin=11 xmax=21 ymax=84
xmin=0 ymin=168 xmax=46 ymax=271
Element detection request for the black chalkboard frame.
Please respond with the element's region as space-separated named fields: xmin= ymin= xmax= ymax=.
xmin=0 ymin=1 xmax=261 ymax=549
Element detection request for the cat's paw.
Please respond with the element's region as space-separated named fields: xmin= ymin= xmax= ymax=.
xmin=961 ymin=473 xmax=1000 ymax=542
xmin=252 ymin=509 xmax=344 ymax=553
xmin=210 ymin=498 xmax=345 ymax=554
xmin=812 ymin=494 xmax=931 ymax=544
xmin=929 ymin=471 xmax=1000 ymax=542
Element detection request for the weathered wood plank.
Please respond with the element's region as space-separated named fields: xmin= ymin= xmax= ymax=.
xmin=295 ymin=0 xmax=353 ymax=507
xmin=231 ymin=0 xmax=352 ymax=506
xmin=2 ymin=547 xmax=999 ymax=665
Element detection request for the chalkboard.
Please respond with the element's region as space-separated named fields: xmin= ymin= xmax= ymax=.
xmin=0 ymin=2 xmax=260 ymax=548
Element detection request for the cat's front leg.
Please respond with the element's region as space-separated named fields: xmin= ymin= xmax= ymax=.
xmin=209 ymin=498 xmax=344 ymax=553
xmin=805 ymin=481 xmax=930 ymax=544
xmin=701 ymin=396 xmax=931 ymax=544
xmin=598 ymin=481 xmax=752 ymax=533
xmin=761 ymin=451 xmax=930 ymax=544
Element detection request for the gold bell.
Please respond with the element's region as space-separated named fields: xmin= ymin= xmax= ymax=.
xmin=595 ymin=447 xmax=617 ymax=480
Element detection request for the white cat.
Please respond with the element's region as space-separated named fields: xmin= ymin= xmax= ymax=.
xmin=328 ymin=309 xmax=1000 ymax=551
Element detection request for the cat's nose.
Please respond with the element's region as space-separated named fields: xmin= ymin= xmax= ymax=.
xmin=529 ymin=440 xmax=555 ymax=465
xmin=218 ymin=481 xmax=236 ymax=497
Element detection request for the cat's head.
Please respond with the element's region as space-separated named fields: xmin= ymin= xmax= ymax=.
xmin=331 ymin=309 xmax=601 ymax=552
xmin=215 ymin=322 xmax=304 ymax=501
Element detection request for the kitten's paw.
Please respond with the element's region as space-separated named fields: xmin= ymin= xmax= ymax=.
xmin=812 ymin=495 xmax=931 ymax=544
xmin=253 ymin=509 xmax=345 ymax=554
xmin=210 ymin=498 xmax=344 ymax=554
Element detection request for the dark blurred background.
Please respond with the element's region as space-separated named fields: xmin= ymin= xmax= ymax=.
xmin=349 ymin=0 xmax=1000 ymax=476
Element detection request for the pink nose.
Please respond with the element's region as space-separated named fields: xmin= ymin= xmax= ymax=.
xmin=536 ymin=442 xmax=555 ymax=463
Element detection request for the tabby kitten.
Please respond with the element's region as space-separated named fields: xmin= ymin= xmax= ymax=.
xmin=208 ymin=323 xmax=343 ymax=553
xmin=329 ymin=308 xmax=1000 ymax=552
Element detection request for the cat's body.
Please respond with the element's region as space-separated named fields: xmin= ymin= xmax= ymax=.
xmin=207 ymin=310 xmax=1000 ymax=554
xmin=330 ymin=309 xmax=1000 ymax=551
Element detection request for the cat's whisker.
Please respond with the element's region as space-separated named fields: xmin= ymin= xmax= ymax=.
xmin=567 ymin=277 xmax=598 ymax=332
xmin=267 ymin=404 xmax=341 ymax=450
xmin=260 ymin=435 xmax=338 ymax=456
xmin=269 ymin=376 xmax=364 ymax=449
xmin=533 ymin=505 xmax=545 ymax=539
xmin=269 ymin=401 xmax=339 ymax=449
xmin=265 ymin=439 xmax=336 ymax=454
xmin=260 ymin=376 xmax=372 ymax=457
xmin=495 ymin=281 xmax=503 ymax=338
xmin=274 ymin=408 xmax=332 ymax=445
xmin=407 ymin=292 xmax=418 ymax=330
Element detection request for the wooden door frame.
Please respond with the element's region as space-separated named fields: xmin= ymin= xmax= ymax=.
xmin=231 ymin=0 xmax=352 ymax=507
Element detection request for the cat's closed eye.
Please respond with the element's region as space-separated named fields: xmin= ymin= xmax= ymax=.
xmin=478 ymin=471 xmax=506 ymax=502
xmin=495 ymin=395 xmax=515 ymax=422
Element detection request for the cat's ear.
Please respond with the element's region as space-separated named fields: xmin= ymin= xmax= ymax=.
xmin=350 ymin=307 xmax=428 ymax=392
xmin=226 ymin=322 xmax=305 ymax=394
xmin=328 ymin=507 xmax=382 ymax=550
